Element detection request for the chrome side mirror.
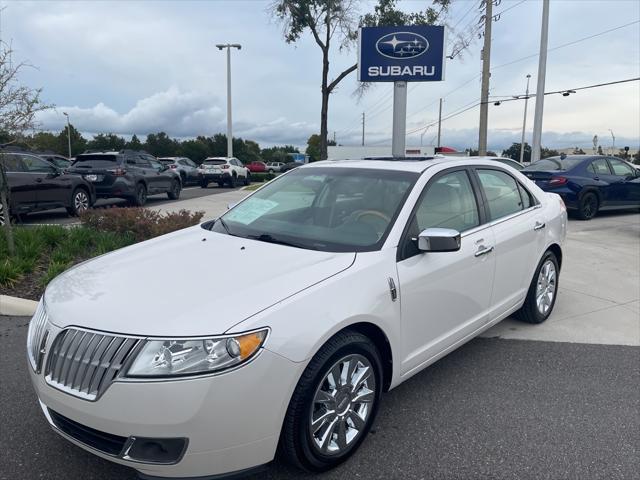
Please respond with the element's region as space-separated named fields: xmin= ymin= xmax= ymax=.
xmin=417 ymin=228 xmax=461 ymax=252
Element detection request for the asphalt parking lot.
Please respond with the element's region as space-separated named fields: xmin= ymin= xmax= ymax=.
xmin=18 ymin=184 xmax=242 ymax=226
xmin=1 ymin=212 xmax=638 ymax=480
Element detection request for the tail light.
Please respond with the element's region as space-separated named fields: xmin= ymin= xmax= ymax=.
xmin=221 ymin=164 xmax=230 ymax=169
xmin=558 ymin=195 xmax=566 ymax=213
xmin=549 ymin=176 xmax=568 ymax=186
xmin=107 ymin=168 xmax=127 ymax=176
xmin=169 ymin=164 xmax=177 ymax=169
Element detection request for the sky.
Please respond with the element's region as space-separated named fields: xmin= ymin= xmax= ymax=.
xmin=1 ymin=0 xmax=639 ymax=153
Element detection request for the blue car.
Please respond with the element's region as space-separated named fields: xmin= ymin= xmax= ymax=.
xmin=522 ymin=155 xmax=640 ymax=220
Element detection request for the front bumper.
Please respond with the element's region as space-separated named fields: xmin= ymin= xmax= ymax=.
xmin=29 ymin=324 xmax=303 ymax=478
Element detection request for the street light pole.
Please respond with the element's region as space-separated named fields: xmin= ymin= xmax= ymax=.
xmin=216 ymin=43 xmax=241 ymax=158
xmin=63 ymin=112 xmax=72 ymax=159
xmin=519 ymin=74 xmax=531 ymax=164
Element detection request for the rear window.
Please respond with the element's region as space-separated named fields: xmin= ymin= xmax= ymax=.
xmin=524 ymin=159 xmax=562 ymax=171
xmin=72 ymin=154 xmax=120 ymax=168
xmin=203 ymin=159 xmax=226 ymax=165
xmin=157 ymin=159 xmax=174 ymax=165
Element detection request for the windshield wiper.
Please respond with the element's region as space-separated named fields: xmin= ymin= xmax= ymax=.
xmin=247 ymin=233 xmax=316 ymax=250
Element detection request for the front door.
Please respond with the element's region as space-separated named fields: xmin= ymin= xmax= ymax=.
xmin=607 ymin=158 xmax=640 ymax=206
xmin=20 ymin=154 xmax=69 ymax=208
xmin=396 ymin=169 xmax=496 ymax=376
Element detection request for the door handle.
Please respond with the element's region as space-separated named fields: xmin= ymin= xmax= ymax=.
xmin=475 ymin=245 xmax=494 ymax=257
xmin=534 ymin=221 xmax=546 ymax=231
xmin=36 ymin=178 xmax=43 ymax=183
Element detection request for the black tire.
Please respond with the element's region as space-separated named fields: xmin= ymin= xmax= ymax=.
xmin=131 ymin=183 xmax=147 ymax=206
xmin=167 ymin=179 xmax=181 ymax=200
xmin=279 ymin=330 xmax=383 ymax=473
xmin=66 ymin=187 xmax=91 ymax=216
xmin=217 ymin=182 xmax=224 ymax=188
xmin=200 ymin=180 xmax=209 ymax=189
xmin=244 ymin=173 xmax=251 ymax=186
xmin=576 ymin=191 xmax=599 ymax=220
xmin=268 ymin=169 xmax=275 ymax=174
xmin=228 ymin=174 xmax=237 ymax=188
xmin=516 ymin=250 xmax=560 ymax=324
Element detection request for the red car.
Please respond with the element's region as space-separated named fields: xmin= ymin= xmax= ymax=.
xmin=246 ymin=161 xmax=267 ymax=173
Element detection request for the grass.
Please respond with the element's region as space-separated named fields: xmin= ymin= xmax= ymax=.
xmin=243 ymin=183 xmax=265 ymax=191
xmin=0 ymin=207 xmax=204 ymax=299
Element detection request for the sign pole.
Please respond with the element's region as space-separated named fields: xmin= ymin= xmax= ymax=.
xmin=391 ymin=81 xmax=407 ymax=158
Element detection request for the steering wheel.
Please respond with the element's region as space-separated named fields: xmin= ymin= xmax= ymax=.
xmin=352 ymin=209 xmax=391 ymax=223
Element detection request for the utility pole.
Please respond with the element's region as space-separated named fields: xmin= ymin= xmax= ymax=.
xmin=608 ymin=129 xmax=615 ymax=154
xmin=361 ymin=112 xmax=365 ymax=146
xmin=531 ymin=0 xmax=550 ymax=163
xmin=216 ymin=43 xmax=242 ymax=158
xmin=519 ymin=74 xmax=531 ymax=164
xmin=63 ymin=112 xmax=72 ymax=158
xmin=478 ymin=0 xmax=493 ymax=156
xmin=437 ymin=98 xmax=443 ymax=148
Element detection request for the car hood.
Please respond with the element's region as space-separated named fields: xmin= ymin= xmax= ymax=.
xmin=44 ymin=226 xmax=355 ymax=336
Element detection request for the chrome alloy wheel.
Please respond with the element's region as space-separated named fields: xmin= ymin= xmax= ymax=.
xmin=309 ymin=354 xmax=376 ymax=456
xmin=536 ymin=259 xmax=557 ymax=315
xmin=74 ymin=191 xmax=89 ymax=212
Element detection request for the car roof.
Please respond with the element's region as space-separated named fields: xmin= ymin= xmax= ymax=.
xmin=300 ymin=156 xmax=487 ymax=173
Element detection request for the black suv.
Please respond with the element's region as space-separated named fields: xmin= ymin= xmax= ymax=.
xmin=68 ymin=150 xmax=182 ymax=206
xmin=0 ymin=151 xmax=96 ymax=225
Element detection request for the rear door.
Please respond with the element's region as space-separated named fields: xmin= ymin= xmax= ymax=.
xmin=474 ymin=167 xmax=545 ymax=319
xmin=607 ymin=158 xmax=640 ymax=206
xmin=132 ymin=154 xmax=160 ymax=193
xmin=20 ymin=154 xmax=69 ymax=207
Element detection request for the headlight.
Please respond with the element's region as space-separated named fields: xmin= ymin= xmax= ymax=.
xmin=125 ymin=329 xmax=268 ymax=378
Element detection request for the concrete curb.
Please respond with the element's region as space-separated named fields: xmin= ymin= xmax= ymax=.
xmin=0 ymin=295 xmax=38 ymax=317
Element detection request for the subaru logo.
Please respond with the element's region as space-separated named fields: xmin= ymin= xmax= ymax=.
xmin=376 ymin=32 xmax=429 ymax=60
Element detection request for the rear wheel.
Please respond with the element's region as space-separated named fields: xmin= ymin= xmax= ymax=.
xmin=244 ymin=173 xmax=251 ymax=186
xmin=200 ymin=179 xmax=209 ymax=189
xmin=576 ymin=191 xmax=599 ymax=220
xmin=131 ymin=183 xmax=147 ymax=206
xmin=280 ymin=330 xmax=382 ymax=472
xmin=228 ymin=174 xmax=237 ymax=188
xmin=66 ymin=188 xmax=90 ymax=216
xmin=167 ymin=179 xmax=181 ymax=200
xmin=516 ymin=251 xmax=559 ymax=324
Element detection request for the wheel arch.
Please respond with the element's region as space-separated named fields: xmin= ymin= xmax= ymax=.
xmin=546 ymin=243 xmax=563 ymax=270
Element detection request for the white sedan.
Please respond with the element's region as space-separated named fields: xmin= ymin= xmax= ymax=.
xmin=27 ymin=157 xmax=567 ymax=478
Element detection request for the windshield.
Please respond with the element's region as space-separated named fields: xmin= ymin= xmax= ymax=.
xmin=209 ymin=167 xmax=418 ymax=252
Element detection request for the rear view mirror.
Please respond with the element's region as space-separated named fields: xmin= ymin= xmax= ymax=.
xmin=417 ymin=228 xmax=461 ymax=252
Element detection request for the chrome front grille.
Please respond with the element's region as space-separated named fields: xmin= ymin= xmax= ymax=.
xmin=45 ymin=329 xmax=140 ymax=401
xmin=27 ymin=300 xmax=49 ymax=373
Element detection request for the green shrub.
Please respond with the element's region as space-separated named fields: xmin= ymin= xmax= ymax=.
xmin=40 ymin=260 xmax=72 ymax=287
xmin=250 ymin=172 xmax=276 ymax=183
xmin=0 ymin=259 xmax=23 ymax=288
xmin=79 ymin=208 xmax=205 ymax=242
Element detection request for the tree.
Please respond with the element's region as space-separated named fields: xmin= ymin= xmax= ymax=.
xmin=502 ymin=142 xmax=531 ymax=163
xmin=573 ymin=147 xmax=585 ymax=154
xmin=272 ymin=0 xmax=449 ymax=160
xmin=261 ymin=145 xmax=299 ymax=163
xmin=126 ymin=134 xmax=142 ymax=150
xmin=540 ymin=147 xmax=560 ymax=159
xmin=144 ymin=132 xmax=179 ymax=157
xmin=29 ymin=131 xmax=60 ymax=153
xmin=87 ymin=133 xmax=126 ymax=152
xmin=465 ymin=148 xmax=496 ymax=156
xmin=179 ymin=138 xmax=210 ymax=164
xmin=1 ymin=41 xmax=52 ymax=253
xmin=58 ymin=123 xmax=87 ymax=156
xmin=306 ymin=134 xmax=321 ymax=162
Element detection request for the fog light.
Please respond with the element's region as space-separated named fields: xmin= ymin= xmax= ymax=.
xmin=125 ymin=436 xmax=187 ymax=464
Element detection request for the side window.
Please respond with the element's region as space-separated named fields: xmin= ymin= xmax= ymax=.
xmin=608 ymin=159 xmax=634 ymax=177
xmin=21 ymin=155 xmax=56 ymax=173
xmin=517 ymin=182 xmax=535 ymax=209
xmin=414 ymin=170 xmax=480 ymax=233
xmin=588 ymin=159 xmax=611 ymax=176
xmin=1 ymin=154 xmax=25 ymax=172
xmin=136 ymin=155 xmax=151 ymax=167
xmin=187 ymin=159 xmax=196 ymax=167
xmin=477 ymin=169 xmax=524 ymax=220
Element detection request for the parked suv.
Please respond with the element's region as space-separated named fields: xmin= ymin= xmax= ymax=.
xmin=158 ymin=157 xmax=199 ymax=185
xmin=69 ymin=150 xmax=182 ymax=206
xmin=0 ymin=152 xmax=95 ymax=225
xmin=197 ymin=157 xmax=250 ymax=188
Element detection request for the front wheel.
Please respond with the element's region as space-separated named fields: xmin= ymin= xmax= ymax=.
xmin=280 ymin=330 xmax=382 ymax=472
xmin=516 ymin=251 xmax=559 ymax=324
xmin=66 ymin=188 xmax=91 ymax=216
xmin=200 ymin=180 xmax=209 ymax=189
xmin=576 ymin=191 xmax=599 ymax=220
xmin=244 ymin=173 xmax=251 ymax=186
xmin=167 ymin=179 xmax=181 ymax=200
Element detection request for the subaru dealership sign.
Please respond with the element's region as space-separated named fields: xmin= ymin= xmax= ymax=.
xmin=358 ymin=26 xmax=445 ymax=82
